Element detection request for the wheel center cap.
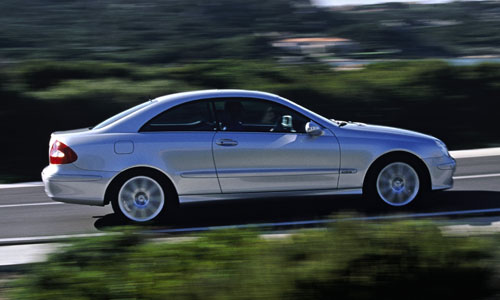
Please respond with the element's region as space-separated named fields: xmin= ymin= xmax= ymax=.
xmin=392 ymin=178 xmax=405 ymax=191
xmin=134 ymin=192 xmax=149 ymax=207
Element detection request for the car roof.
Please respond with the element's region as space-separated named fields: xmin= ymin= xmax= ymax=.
xmin=100 ymin=89 xmax=335 ymax=133
xmin=153 ymin=89 xmax=281 ymax=103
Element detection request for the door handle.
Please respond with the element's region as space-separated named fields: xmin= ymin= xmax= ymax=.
xmin=216 ymin=139 xmax=238 ymax=146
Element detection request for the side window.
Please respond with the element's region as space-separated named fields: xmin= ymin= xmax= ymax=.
xmin=141 ymin=101 xmax=215 ymax=132
xmin=214 ymin=99 xmax=308 ymax=133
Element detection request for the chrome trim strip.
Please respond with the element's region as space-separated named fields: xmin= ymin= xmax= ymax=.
xmin=52 ymin=197 xmax=104 ymax=206
xmin=178 ymin=188 xmax=362 ymax=203
xmin=215 ymin=168 xmax=340 ymax=178
xmin=47 ymin=174 xmax=103 ymax=182
xmin=180 ymin=170 xmax=218 ymax=178
xmin=340 ymin=168 xmax=357 ymax=174
xmin=437 ymin=163 xmax=455 ymax=170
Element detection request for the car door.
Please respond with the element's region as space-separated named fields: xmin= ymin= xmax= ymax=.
xmin=139 ymin=100 xmax=221 ymax=195
xmin=212 ymin=98 xmax=340 ymax=193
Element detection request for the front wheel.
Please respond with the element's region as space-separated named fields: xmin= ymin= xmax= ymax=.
xmin=365 ymin=158 xmax=427 ymax=207
xmin=111 ymin=172 xmax=176 ymax=223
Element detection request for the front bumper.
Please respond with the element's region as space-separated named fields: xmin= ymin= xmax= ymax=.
xmin=42 ymin=164 xmax=117 ymax=206
xmin=423 ymin=155 xmax=456 ymax=190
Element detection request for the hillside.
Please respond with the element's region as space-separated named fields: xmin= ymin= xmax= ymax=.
xmin=1 ymin=0 xmax=500 ymax=63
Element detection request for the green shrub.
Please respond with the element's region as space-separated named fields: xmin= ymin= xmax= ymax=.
xmin=17 ymin=61 xmax=135 ymax=90
xmin=10 ymin=220 xmax=497 ymax=300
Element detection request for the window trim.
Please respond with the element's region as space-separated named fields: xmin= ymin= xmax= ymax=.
xmin=138 ymin=97 xmax=312 ymax=134
xmin=139 ymin=99 xmax=217 ymax=132
xmin=212 ymin=97 xmax=311 ymax=134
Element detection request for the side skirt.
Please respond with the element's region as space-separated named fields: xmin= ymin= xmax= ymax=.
xmin=178 ymin=188 xmax=362 ymax=204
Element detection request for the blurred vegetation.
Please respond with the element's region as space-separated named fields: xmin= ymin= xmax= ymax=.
xmin=333 ymin=1 xmax=500 ymax=58
xmin=1 ymin=59 xmax=499 ymax=182
xmin=9 ymin=219 xmax=498 ymax=299
xmin=2 ymin=0 xmax=500 ymax=61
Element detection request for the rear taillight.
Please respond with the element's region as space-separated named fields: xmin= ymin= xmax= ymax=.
xmin=49 ymin=140 xmax=78 ymax=164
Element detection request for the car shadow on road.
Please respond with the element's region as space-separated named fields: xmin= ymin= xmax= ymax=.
xmin=94 ymin=190 xmax=500 ymax=232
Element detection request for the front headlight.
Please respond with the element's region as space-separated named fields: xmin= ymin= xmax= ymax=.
xmin=435 ymin=140 xmax=450 ymax=157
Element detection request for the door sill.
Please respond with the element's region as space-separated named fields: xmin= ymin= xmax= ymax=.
xmin=178 ymin=188 xmax=362 ymax=203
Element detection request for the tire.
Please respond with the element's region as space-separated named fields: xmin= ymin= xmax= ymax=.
xmin=110 ymin=170 xmax=178 ymax=223
xmin=364 ymin=156 xmax=428 ymax=207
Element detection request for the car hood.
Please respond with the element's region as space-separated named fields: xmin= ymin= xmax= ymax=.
xmin=337 ymin=121 xmax=435 ymax=140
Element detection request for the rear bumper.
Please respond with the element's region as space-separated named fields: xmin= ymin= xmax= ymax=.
xmin=42 ymin=165 xmax=117 ymax=206
xmin=424 ymin=155 xmax=456 ymax=190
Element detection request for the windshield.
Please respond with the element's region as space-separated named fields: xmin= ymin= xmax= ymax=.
xmin=93 ymin=100 xmax=154 ymax=130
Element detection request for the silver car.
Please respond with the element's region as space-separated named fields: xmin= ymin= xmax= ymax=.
xmin=42 ymin=90 xmax=456 ymax=222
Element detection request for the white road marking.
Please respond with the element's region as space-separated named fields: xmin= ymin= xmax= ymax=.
xmin=0 ymin=243 xmax=62 ymax=266
xmin=0 ymin=202 xmax=63 ymax=209
xmin=453 ymin=173 xmax=500 ymax=180
xmin=0 ymin=233 xmax=111 ymax=245
xmin=0 ymin=182 xmax=44 ymax=189
xmin=442 ymin=221 xmax=500 ymax=236
xmin=450 ymin=147 xmax=500 ymax=159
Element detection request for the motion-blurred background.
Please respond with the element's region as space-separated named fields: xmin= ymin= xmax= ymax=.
xmin=1 ymin=0 xmax=500 ymax=182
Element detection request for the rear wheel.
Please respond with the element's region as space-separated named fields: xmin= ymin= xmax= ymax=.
xmin=111 ymin=171 xmax=177 ymax=223
xmin=365 ymin=156 xmax=428 ymax=207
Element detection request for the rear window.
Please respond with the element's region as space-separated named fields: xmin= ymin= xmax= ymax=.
xmin=140 ymin=101 xmax=216 ymax=132
xmin=93 ymin=101 xmax=153 ymax=130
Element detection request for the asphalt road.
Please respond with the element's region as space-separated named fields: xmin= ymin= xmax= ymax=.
xmin=0 ymin=154 xmax=499 ymax=241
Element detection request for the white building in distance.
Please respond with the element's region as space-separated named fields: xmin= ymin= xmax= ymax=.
xmin=272 ymin=37 xmax=357 ymax=54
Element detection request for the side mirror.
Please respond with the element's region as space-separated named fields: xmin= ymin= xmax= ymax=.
xmin=281 ymin=115 xmax=293 ymax=130
xmin=305 ymin=121 xmax=323 ymax=136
